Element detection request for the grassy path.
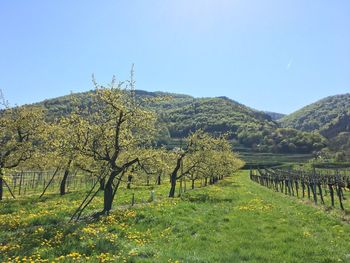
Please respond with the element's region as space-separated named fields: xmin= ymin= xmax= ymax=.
xmin=1 ymin=171 xmax=350 ymax=262
xmin=142 ymin=171 xmax=350 ymax=263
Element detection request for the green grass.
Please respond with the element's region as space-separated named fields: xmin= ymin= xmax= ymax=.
xmin=2 ymin=171 xmax=350 ymax=262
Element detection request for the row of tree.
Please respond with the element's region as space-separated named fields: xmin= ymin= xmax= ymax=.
xmin=0 ymin=73 xmax=244 ymax=217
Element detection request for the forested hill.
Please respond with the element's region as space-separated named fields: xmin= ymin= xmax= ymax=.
xmin=151 ymin=95 xmax=277 ymax=138
xmin=35 ymin=89 xmax=326 ymax=154
xmin=37 ymin=89 xmax=277 ymax=138
xmin=38 ymin=89 xmax=193 ymax=121
xmin=280 ymin=94 xmax=350 ymax=139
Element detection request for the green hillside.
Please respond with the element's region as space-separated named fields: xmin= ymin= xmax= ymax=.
xmin=154 ymin=96 xmax=277 ymax=138
xmin=34 ymin=89 xmax=325 ymax=154
xmin=280 ymin=93 xmax=350 ymax=138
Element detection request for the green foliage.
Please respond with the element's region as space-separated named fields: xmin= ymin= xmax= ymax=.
xmin=0 ymin=106 xmax=45 ymax=169
xmin=236 ymin=127 xmax=326 ymax=154
xmin=327 ymin=132 xmax=350 ymax=161
xmin=0 ymin=105 xmax=46 ymax=173
xmin=280 ymin=93 xmax=350 ymax=158
xmin=33 ymin=90 xmax=327 ymax=154
xmin=155 ymin=97 xmax=276 ymax=139
xmin=281 ymin=93 xmax=350 ymax=137
xmin=167 ymin=130 xmax=244 ymax=197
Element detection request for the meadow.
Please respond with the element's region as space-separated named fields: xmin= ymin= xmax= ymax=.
xmin=1 ymin=2 xmax=349 ymax=262
xmin=2 ymin=171 xmax=350 ymax=262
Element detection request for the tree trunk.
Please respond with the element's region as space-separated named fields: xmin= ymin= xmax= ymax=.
xmin=100 ymin=159 xmax=138 ymax=214
xmin=209 ymin=177 xmax=213 ymax=185
xmin=192 ymin=179 xmax=195 ymax=189
xmin=60 ymin=160 xmax=73 ymax=195
xmin=169 ymin=176 xmax=176 ymax=198
xmin=157 ymin=175 xmax=161 ymax=185
xmin=102 ymin=169 xmax=125 ymax=214
xmin=169 ymin=158 xmax=182 ymax=197
xmin=99 ymin=178 xmax=105 ymax=190
xmin=103 ymin=179 xmax=114 ymax=214
xmin=60 ymin=169 xmax=69 ymax=195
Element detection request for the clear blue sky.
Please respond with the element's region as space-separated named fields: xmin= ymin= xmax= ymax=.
xmin=0 ymin=0 xmax=349 ymax=113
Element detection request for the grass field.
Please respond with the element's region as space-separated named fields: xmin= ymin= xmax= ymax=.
xmin=2 ymin=171 xmax=350 ymax=262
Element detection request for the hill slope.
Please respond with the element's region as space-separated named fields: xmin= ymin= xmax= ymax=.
xmin=37 ymin=89 xmax=277 ymax=140
xmin=34 ymin=89 xmax=325 ymax=154
xmin=154 ymin=96 xmax=277 ymax=138
xmin=280 ymin=93 xmax=350 ymax=139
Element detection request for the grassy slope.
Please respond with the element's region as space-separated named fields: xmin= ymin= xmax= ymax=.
xmin=2 ymin=171 xmax=350 ymax=262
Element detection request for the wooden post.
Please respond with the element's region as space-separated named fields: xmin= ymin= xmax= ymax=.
xmin=32 ymin=172 xmax=35 ymax=189
xmin=184 ymin=176 xmax=187 ymax=192
xmin=314 ymin=182 xmax=317 ymax=204
xmin=318 ymin=184 xmax=324 ymax=205
xmin=312 ymin=168 xmax=317 ymax=204
xmin=18 ymin=172 xmax=23 ymax=196
xmin=329 ymin=184 xmax=335 ymax=207
xmin=131 ymin=193 xmax=135 ymax=206
xmin=337 ymin=185 xmax=344 ymax=210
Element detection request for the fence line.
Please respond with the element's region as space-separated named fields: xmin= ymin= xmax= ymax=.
xmin=3 ymin=170 xmax=97 ymax=198
xmin=250 ymin=167 xmax=350 ymax=210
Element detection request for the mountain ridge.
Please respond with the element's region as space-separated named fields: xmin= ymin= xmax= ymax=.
xmin=31 ymin=89 xmax=327 ymax=154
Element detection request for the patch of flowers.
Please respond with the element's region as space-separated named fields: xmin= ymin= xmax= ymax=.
xmin=238 ymin=198 xmax=273 ymax=212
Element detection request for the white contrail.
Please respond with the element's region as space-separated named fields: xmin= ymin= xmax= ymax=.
xmin=286 ymin=58 xmax=293 ymax=70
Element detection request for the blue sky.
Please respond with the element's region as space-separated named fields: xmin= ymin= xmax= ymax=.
xmin=0 ymin=0 xmax=349 ymax=113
